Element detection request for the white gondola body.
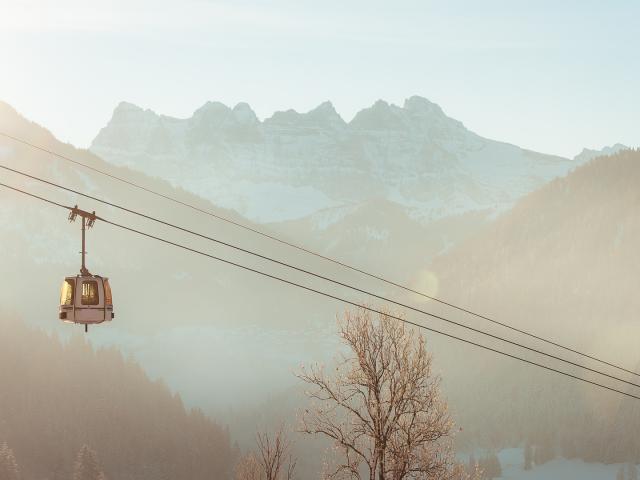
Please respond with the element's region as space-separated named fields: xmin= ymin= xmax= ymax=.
xmin=59 ymin=275 xmax=114 ymax=325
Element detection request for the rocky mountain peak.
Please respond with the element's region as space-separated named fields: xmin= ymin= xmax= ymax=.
xmin=264 ymin=108 xmax=301 ymax=126
xmin=349 ymin=96 xmax=463 ymax=134
xmin=265 ymin=102 xmax=346 ymax=130
xmin=111 ymin=101 xmax=150 ymax=121
xmin=305 ymin=101 xmax=345 ymax=128
xmin=312 ymin=100 xmax=337 ymax=114
xmin=231 ymin=102 xmax=259 ymax=125
xmin=192 ymin=101 xmax=232 ymax=121
xmin=349 ymin=99 xmax=406 ymax=131
xmin=107 ymin=102 xmax=166 ymax=139
xmin=403 ymin=95 xmax=442 ymax=113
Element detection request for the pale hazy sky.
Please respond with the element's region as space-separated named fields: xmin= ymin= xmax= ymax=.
xmin=0 ymin=0 xmax=637 ymax=157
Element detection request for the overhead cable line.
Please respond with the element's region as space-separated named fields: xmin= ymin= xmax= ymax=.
xmin=0 ymin=181 xmax=72 ymax=210
xmin=3 ymin=163 xmax=640 ymax=389
xmin=1 ymin=131 xmax=638 ymax=380
xmin=1 ymin=180 xmax=640 ymax=402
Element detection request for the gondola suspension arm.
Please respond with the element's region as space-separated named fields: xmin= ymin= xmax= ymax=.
xmin=68 ymin=206 xmax=96 ymax=276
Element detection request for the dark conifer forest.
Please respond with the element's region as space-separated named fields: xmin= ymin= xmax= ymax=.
xmin=0 ymin=316 xmax=236 ymax=480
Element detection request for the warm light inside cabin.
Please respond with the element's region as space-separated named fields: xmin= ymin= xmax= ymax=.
xmin=104 ymin=279 xmax=112 ymax=306
xmin=60 ymin=279 xmax=74 ymax=306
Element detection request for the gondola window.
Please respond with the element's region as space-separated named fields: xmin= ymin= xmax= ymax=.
xmin=60 ymin=279 xmax=74 ymax=306
xmin=81 ymin=281 xmax=100 ymax=305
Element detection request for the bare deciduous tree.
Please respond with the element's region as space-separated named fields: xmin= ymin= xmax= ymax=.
xmin=298 ymin=308 xmax=471 ymax=480
xmin=235 ymin=426 xmax=297 ymax=480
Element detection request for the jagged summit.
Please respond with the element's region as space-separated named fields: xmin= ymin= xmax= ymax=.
xmin=264 ymin=101 xmax=345 ymax=130
xmin=115 ymin=100 xmax=143 ymax=112
xmin=264 ymin=108 xmax=301 ymax=126
xmin=402 ymin=95 xmax=464 ymax=130
xmin=307 ymin=101 xmax=345 ymax=127
xmin=192 ymin=101 xmax=232 ymax=121
xmin=312 ymin=100 xmax=338 ymax=114
xmin=348 ymin=96 xmax=464 ymax=133
xmin=106 ymin=96 xmax=454 ymax=128
xmin=111 ymin=101 xmax=149 ymax=121
xmin=232 ymin=102 xmax=259 ymax=125
xmin=349 ymin=99 xmax=407 ymax=131
xmin=403 ymin=95 xmax=443 ymax=112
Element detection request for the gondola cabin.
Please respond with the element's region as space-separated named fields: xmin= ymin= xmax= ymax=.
xmin=59 ymin=275 xmax=114 ymax=328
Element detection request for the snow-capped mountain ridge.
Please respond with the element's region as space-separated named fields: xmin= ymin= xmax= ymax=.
xmin=91 ymin=96 xmax=580 ymax=224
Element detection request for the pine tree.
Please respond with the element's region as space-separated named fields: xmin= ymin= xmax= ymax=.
xmin=0 ymin=442 xmax=20 ymax=480
xmin=73 ymin=445 xmax=103 ymax=480
xmin=524 ymin=442 xmax=533 ymax=470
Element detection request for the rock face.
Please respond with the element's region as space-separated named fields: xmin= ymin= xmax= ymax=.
xmin=90 ymin=96 xmax=578 ymax=224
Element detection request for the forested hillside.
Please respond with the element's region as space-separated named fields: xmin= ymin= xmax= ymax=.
xmin=435 ymin=149 xmax=640 ymax=362
xmin=430 ymin=149 xmax=640 ymax=461
xmin=0 ymin=316 xmax=236 ymax=479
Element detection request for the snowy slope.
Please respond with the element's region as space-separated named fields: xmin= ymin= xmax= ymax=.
xmin=90 ymin=96 xmax=579 ymax=225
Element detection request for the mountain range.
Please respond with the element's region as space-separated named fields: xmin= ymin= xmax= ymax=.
xmin=90 ymin=96 xmax=588 ymax=227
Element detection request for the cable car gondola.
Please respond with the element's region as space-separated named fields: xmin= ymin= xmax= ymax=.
xmin=58 ymin=206 xmax=114 ymax=332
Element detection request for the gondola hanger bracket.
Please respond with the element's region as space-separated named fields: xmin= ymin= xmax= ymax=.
xmin=68 ymin=205 xmax=97 ymax=228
